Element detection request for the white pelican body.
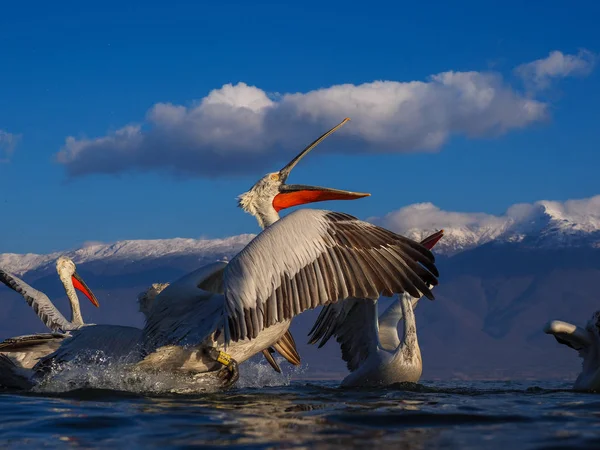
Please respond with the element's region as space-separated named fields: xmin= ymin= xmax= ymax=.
xmin=0 ymin=257 xmax=100 ymax=368
xmin=544 ymin=312 xmax=600 ymax=391
xmin=27 ymin=271 xmax=298 ymax=386
xmin=138 ymin=119 xmax=440 ymax=387
xmin=137 ymin=266 xmax=299 ymax=374
xmin=308 ymin=230 xmax=444 ymax=387
xmin=341 ymin=293 xmax=421 ymax=387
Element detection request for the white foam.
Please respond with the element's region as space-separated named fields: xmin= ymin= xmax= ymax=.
xmin=31 ymin=351 xmax=307 ymax=394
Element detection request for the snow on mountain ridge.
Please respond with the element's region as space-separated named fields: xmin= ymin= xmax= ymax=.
xmin=373 ymin=195 xmax=600 ymax=255
xmin=2 ymin=196 xmax=599 ymax=274
xmin=0 ymin=234 xmax=256 ymax=275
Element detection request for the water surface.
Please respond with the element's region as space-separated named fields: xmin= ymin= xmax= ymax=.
xmin=1 ymin=377 xmax=599 ymax=449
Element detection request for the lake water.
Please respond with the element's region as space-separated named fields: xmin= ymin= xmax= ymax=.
xmin=0 ymin=362 xmax=598 ymax=450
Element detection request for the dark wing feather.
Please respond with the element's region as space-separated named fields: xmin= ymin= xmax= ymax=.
xmin=223 ymin=209 xmax=439 ymax=342
xmin=307 ymin=229 xmax=444 ymax=364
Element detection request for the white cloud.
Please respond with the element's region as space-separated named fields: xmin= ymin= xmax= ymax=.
xmin=0 ymin=130 xmax=20 ymax=163
xmin=515 ymin=50 xmax=596 ymax=90
xmin=370 ymin=195 xmax=600 ymax=254
xmin=56 ymin=58 xmax=555 ymax=178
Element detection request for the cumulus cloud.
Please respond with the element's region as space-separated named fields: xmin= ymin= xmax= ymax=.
xmin=370 ymin=195 xmax=600 ymax=253
xmin=56 ymin=53 xmax=563 ymax=178
xmin=515 ymin=49 xmax=596 ymax=90
xmin=0 ymin=130 xmax=20 ymax=163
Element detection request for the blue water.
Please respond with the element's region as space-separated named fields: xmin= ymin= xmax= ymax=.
xmin=1 ymin=378 xmax=599 ymax=449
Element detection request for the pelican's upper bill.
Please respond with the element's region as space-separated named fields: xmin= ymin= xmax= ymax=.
xmin=237 ymin=118 xmax=370 ymax=228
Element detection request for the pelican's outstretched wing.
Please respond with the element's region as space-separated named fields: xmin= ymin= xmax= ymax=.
xmin=223 ymin=209 xmax=439 ymax=342
xmin=141 ymin=262 xmax=228 ymax=351
xmin=0 ymin=269 xmax=75 ymax=332
xmin=310 ymin=298 xmax=380 ymax=371
xmin=307 ymin=229 xmax=444 ymax=369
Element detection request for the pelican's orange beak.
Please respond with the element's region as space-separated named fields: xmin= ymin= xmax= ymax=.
xmin=273 ymin=118 xmax=370 ymax=211
xmin=273 ymin=185 xmax=370 ymax=212
xmin=71 ymin=272 xmax=100 ymax=307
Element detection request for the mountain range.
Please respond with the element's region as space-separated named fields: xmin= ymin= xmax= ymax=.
xmin=1 ymin=199 xmax=599 ymax=381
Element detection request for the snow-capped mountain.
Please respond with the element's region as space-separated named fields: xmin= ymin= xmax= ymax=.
xmin=378 ymin=197 xmax=600 ymax=255
xmin=1 ymin=197 xmax=600 ymax=379
xmin=0 ymin=235 xmax=255 ymax=276
xmin=2 ymin=197 xmax=600 ymax=274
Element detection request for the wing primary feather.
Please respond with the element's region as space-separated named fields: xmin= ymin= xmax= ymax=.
xmin=223 ymin=209 xmax=440 ymax=342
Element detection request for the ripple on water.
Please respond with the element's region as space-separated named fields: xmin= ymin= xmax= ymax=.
xmin=0 ymin=379 xmax=600 ymax=449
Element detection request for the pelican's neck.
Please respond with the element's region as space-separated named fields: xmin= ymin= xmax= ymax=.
xmin=575 ymin=342 xmax=600 ymax=390
xmin=255 ymin=208 xmax=280 ymax=229
xmin=395 ymin=293 xmax=420 ymax=362
xmin=58 ymin=267 xmax=83 ymax=326
xmin=378 ymin=299 xmax=403 ymax=351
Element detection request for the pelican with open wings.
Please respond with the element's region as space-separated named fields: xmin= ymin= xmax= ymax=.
xmin=139 ymin=118 xmax=440 ymax=387
xmin=308 ymin=230 xmax=444 ymax=387
xmin=0 ymin=256 xmax=100 ymax=368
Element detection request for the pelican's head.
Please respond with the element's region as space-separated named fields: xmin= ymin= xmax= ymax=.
xmin=137 ymin=282 xmax=170 ymax=318
xmin=55 ymin=256 xmax=100 ymax=307
xmin=237 ymin=118 xmax=370 ymax=229
xmin=544 ymin=311 xmax=600 ymax=391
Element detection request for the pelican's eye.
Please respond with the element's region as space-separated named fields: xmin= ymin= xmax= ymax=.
xmin=270 ymin=173 xmax=280 ymax=181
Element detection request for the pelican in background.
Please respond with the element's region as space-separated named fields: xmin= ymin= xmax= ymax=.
xmin=0 ymin=257 xmax=99 ymax=368
xmin=139 ymin=117 xmax=440 ymax=387
xmin=544 ymin=312 xmax=600 ymax=391
xmin=308 ymin=230 xmax=444 ymax=387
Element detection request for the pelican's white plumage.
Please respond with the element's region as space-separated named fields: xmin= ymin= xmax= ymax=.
xmin=134 ymin=209 xmax=437 ymax=390
xmin=0 ymin=257 xmax=100 ymax=368
xmin=0 ymin=119 xmax=440 ymax=390
xmin=139 ymin=261 xmax=299 ymax=374
xmin=0 ymin=257 xmax=99 ymax=333
xmin=544 ymin=312 xmax=600 ymax=391
xmin=140 ymin=210 xmax=437 ymax=354
xmin=307 ymin=230 xmax=443 ymax=387
xmin=223 ymin=209 xmax=437 ymax=343
xmin=142 ymin=262 xmax=228 ymax=351
xmin=135 ymin=118 xmax=439 ymax=387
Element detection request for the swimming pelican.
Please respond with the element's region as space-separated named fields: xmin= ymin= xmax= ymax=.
xmin=308 ymin=230 xmax=444 ymax=387
xmin=138 ymin=118 xmax=440 ymax=387
xmin=0 ymin=279 xmax=299 ymax=390
xmin=0 ymin=284 xmax=161 ymax=389
xmin=544 ymin=312 xmax=600 ymax=391
xmin=0 ymin=257 xmax=100 ymax=368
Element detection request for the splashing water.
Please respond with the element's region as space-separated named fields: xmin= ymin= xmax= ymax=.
xmin=31 ymin=351 xmax=308 ymax=395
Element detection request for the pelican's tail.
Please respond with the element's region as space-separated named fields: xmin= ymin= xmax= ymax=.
xmin=0 ymin=354 xmax=35 ymax=390
xmin=272 ymin=330 xmax=301 ymax=366
xmin=261 ymin=348 xmax=281 ymax=373
xmin=262 ymin=330 xmax=301 ymax=373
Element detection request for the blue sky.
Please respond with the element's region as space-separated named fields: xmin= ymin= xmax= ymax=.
xmin=1 ymin=0 xmax=599 ymax=254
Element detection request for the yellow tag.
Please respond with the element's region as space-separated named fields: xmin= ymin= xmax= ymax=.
xmin=217 ymin=351 xmax=232 ymax=366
